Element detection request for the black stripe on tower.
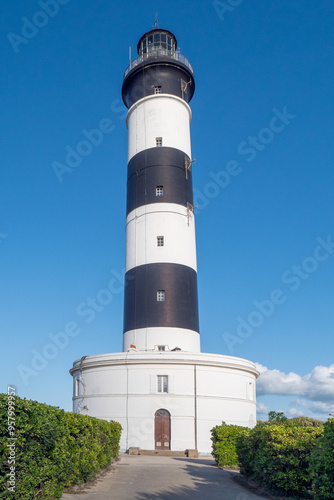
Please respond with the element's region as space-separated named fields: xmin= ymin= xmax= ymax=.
xmin=123 ymin=263 xmax=199 ymax=333
xmin=122 ymin=63 xmax=195 ymax=109
xmin=127 ymin=147 xmax=193 ymax=215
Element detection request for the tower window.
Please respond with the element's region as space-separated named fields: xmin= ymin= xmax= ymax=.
xmin=156 ymin=137 xmax=162 ymax=147
xmin=156 ymin=186 xmax=163 ymax=196
xmin=158 ymin=346 xmax=166 ymax=352
xmin=154 ymin=86 xmax=162 ymax=94
xmin=75 ymin=379 xmax=80 ymax=396
xmin=157 ymin=236 xmax=164 ymax=247
xmin=157 ymin=290 xmax=165 ymax=302
xmin=157 ymin=375 xmax=168 ymax=393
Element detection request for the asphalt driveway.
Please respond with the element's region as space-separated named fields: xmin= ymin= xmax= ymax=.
xmin=61 ymin=454 xmax=269 ymax=500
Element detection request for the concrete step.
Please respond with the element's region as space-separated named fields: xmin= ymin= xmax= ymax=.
xmin=129 ymin=447 xmax=198 ymax=457
xmin=138 ymin=449 xmax=187 ymax=457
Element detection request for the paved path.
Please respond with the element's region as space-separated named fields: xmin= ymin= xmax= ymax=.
xmin=61 ymin=454 xmax=269 ymax=500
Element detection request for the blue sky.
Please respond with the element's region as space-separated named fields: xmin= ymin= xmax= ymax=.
xmin=1 ymin=0 xmax=334 ymax=421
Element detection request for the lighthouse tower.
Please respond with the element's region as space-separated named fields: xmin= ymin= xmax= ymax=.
xmin=70 ymin=27 xmax=259 ymax=455
xmin=122 ymin=28 xmax=199 ymax=354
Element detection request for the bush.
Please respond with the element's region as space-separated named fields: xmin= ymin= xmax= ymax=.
xmin=211 ymin=422 xmax=250 ymax=467
xmin=236 ymin=421 xmax=323 ymax=497
xmin=0 ymin=394 xmax=122 ymax=499
xmin=66 ymin=412 xmax=121 ymax=484
xmin=310 ymin=418 xmax=334 ymax=499
xmin=290 ymin=416 xmax=324 ymax=427
xmin=235 ymin=422 xmax=264 ymax=476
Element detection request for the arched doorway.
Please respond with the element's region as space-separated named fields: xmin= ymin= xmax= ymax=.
xmin=155 ymin=409 xmax=171 ymax=450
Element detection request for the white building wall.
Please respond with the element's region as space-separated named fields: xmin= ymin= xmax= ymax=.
xmin=71 ymin=352 xmax=259 ymax=454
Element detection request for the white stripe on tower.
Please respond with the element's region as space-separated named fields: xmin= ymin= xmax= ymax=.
xmin=125 ymin=203 xmax=197 ymax=272
xmin=122 ymin=28 xmax=200 ymax=353
xmin=127 ymin=94 xmax=192 ymax=161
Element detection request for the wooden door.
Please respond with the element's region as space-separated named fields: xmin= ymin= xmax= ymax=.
xmin=155 ymin=409 xmax=170 ymax=450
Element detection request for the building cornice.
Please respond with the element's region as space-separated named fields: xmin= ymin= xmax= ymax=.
xmin=70 ymin=352 xmax=260 ymax=378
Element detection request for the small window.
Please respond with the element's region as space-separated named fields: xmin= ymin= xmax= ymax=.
xmin=154 ymin=86 xmax=162 ymax=94
xmin=158 ymin=346 xmax=165 ymax=352
xmin=248 ymin=382 xmax=255 ymax=400
xmin=156 ymin=137 xmax=162 ymax=147
xmin=156 ymin=186 xmax=163 ymax=196
xmin=157 ymin=236 xmax=164 ymax=247
xmin=157 ymin=290 xmax=165 ymax=302
xmin=75 ymin=379 xmax=80 ymax=396
xmin=157 ymin=375 xmax=168 ymax=393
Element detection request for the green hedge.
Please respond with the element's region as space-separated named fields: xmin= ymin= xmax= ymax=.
xmin=0 ymin=394 xmax=122 ymax=499
xmin=310 ymin=419 xmax=334 ymax=499
xmin=236 ymin=422 xmax=323 ymax=497
xmin=212 ymin=417 xmax=334 ymax=499
xmin=211 ymin=421 xmax=250 ymax=467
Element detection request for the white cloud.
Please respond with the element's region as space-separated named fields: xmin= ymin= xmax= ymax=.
xmin=287 ymin=407 xmax=301 ymax=416
xmin=288 ymin=399 xmax=334 ymax=416
xmin=310 ymin=401 xmax=334 ymax=415
xmin=256 ymin=402 xmax=269 ymax=415
xmin=255 ymin=363 xmax=334 ymax=403
xmin=291 ymin=398 xmax=309 ymax=409
xmin=255 ymin=363 xmax=308 ymax=396
xmin=304 ymin=365 xmax=334 ymax=400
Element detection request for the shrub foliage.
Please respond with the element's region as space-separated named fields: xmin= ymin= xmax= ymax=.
xmin=310 ymin=418 xmax=334 ymax=499
xmin=212 ymin=415 xmax=334 ymax=499
xmin=0 ymin=394 xmax=122 ymax=499
xmin=211 ymin=421 xmax=250 ymax=467
xmin=236 ymin=422 xmax=323 ymax=497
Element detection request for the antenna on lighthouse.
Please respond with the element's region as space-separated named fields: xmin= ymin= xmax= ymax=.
xmin=153 ymin=13 xmax=159 ymax=29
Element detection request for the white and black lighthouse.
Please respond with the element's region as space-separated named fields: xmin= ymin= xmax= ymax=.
xmin=122 ymin=29 xmax=200 ymax=353
xmin=70 ymin=27 xmax=259 ymax=455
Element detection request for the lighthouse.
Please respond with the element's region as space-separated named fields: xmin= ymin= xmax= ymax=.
xmin=70 ymin=27 xmax=259 ymax=455
xmin=122 ymin=28 xmax=199 ymax=354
